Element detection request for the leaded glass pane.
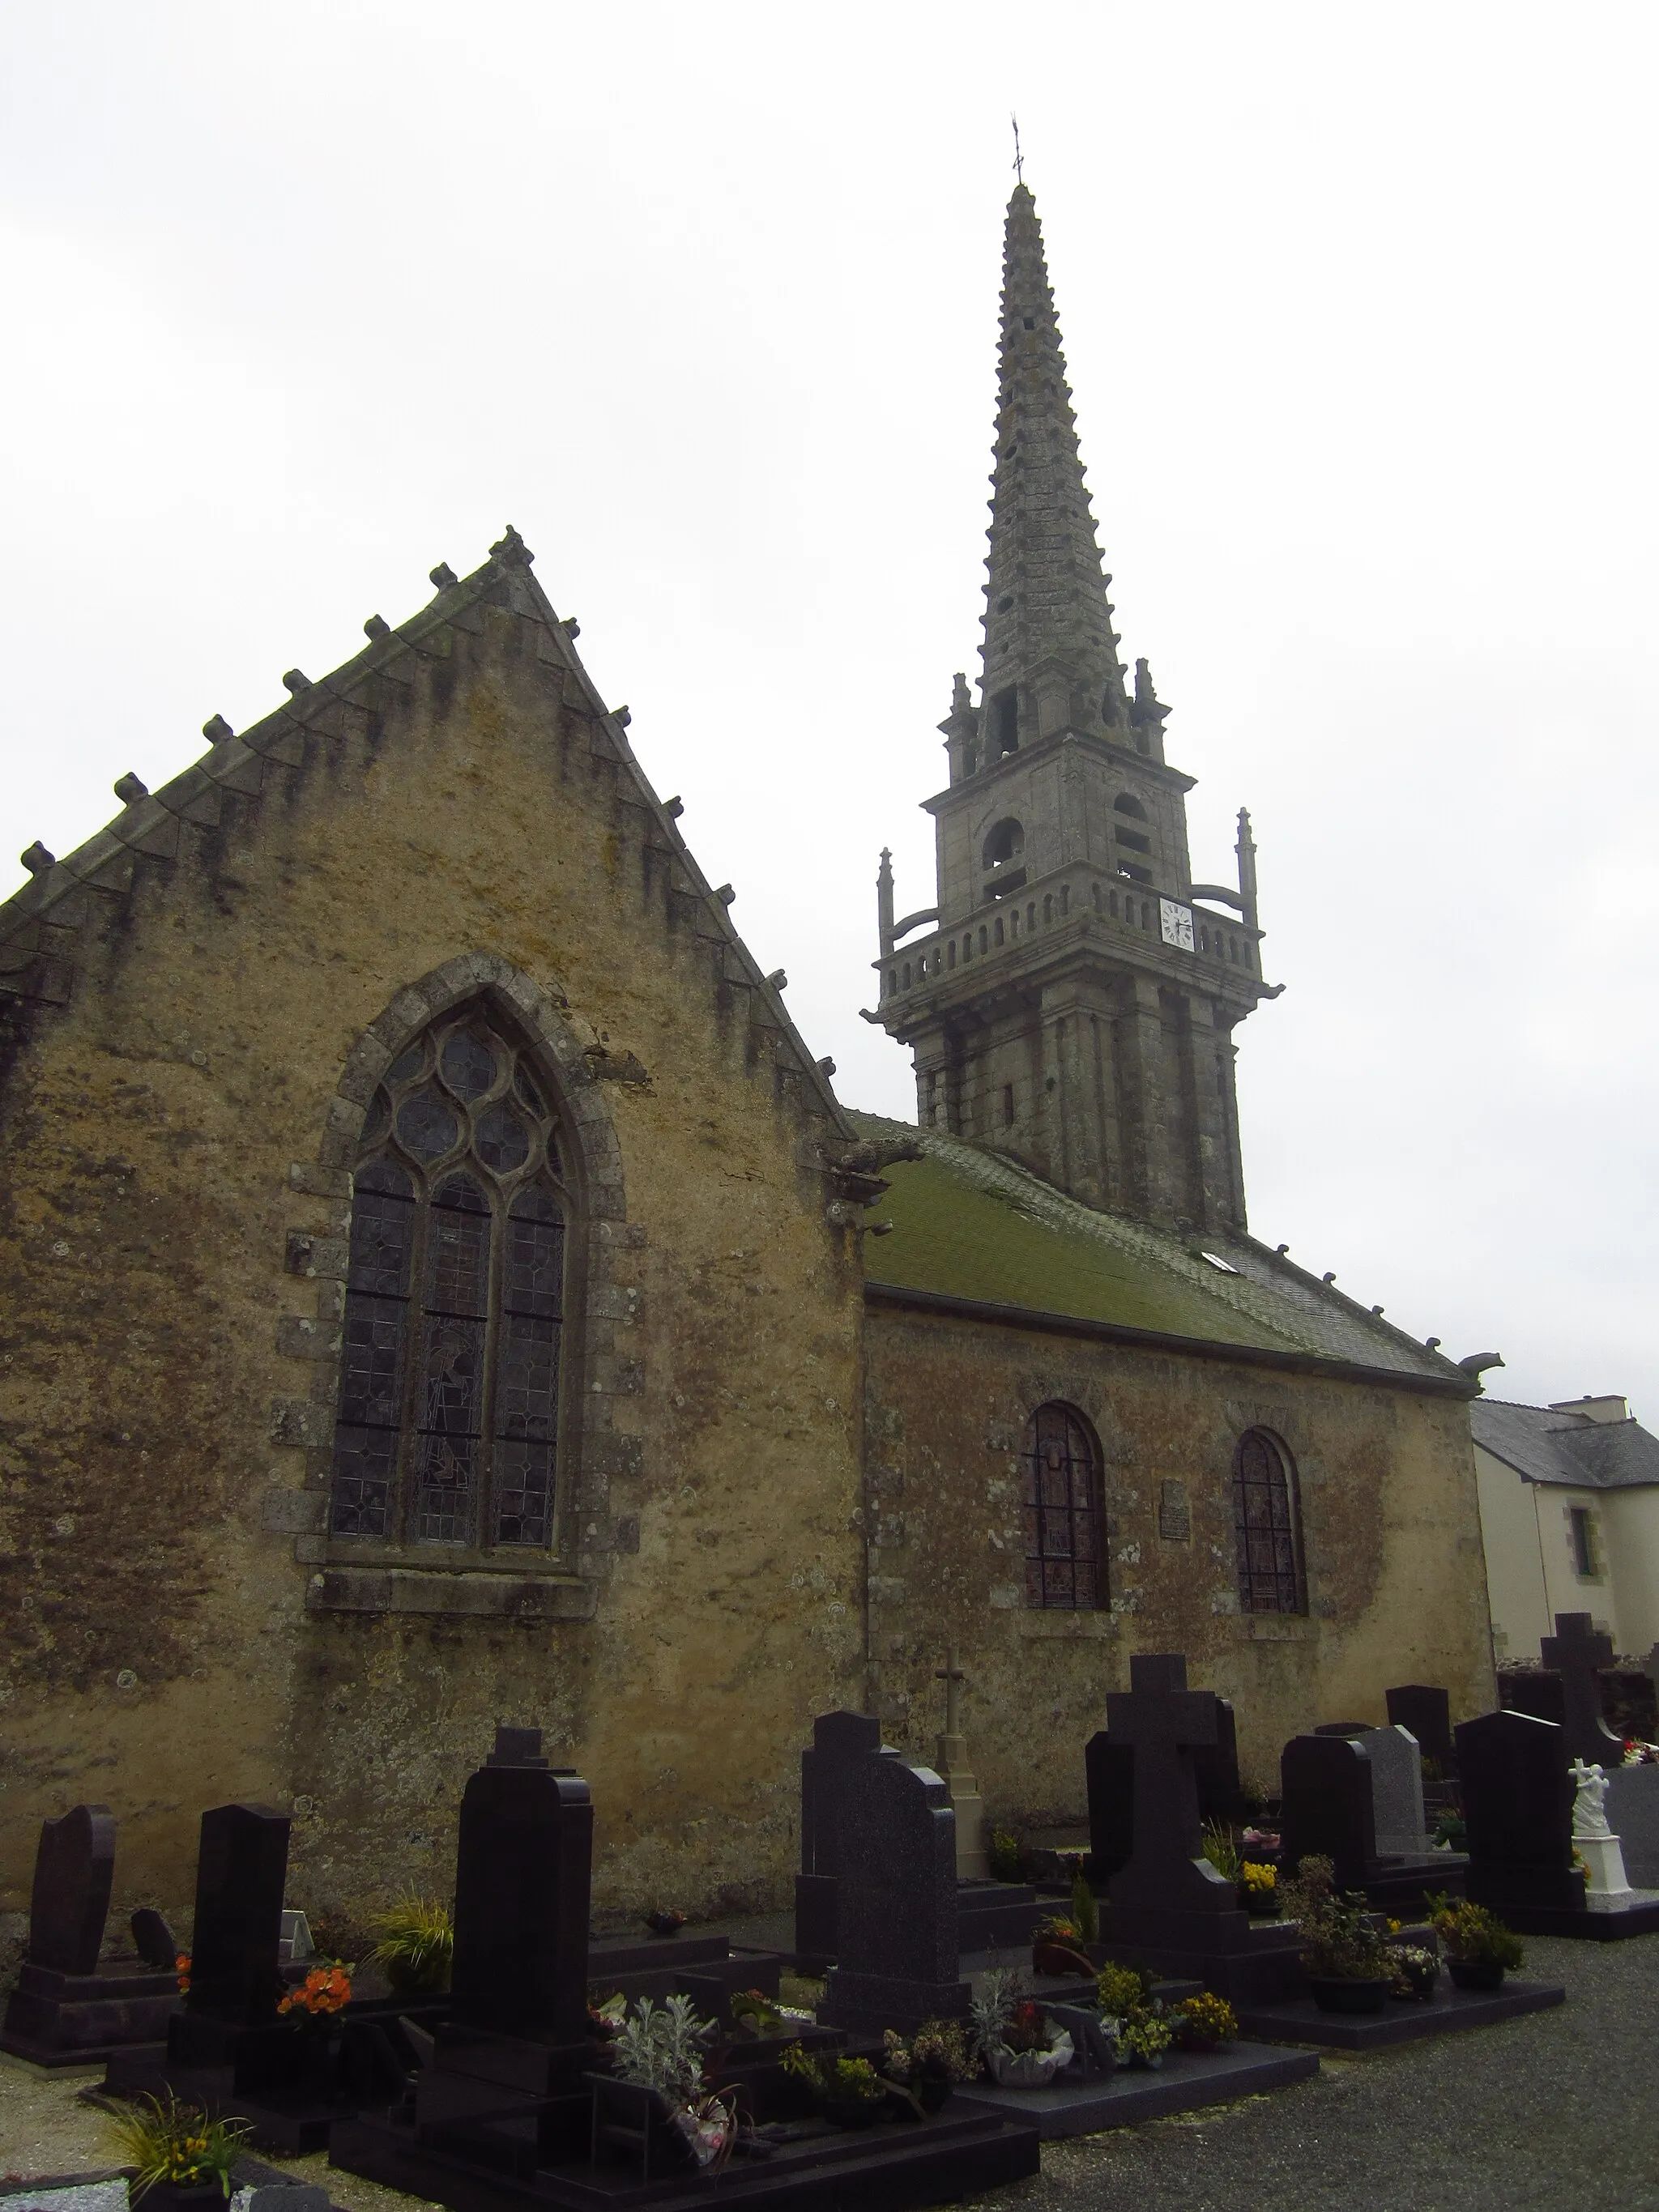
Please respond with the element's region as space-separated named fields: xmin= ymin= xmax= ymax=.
xmin=441 ymin=1029 xmax=497 ymax=1101
xmin=1020 ymin=1404 xmax=1104 ymax=1610
xmin=476 ymin=1101 xmax=531 ymax=1173
xmin=1231 ymin=1430 xmax=1305 ymax=1613
xmin=397 ymin=1087 xmax=460 ymax=1161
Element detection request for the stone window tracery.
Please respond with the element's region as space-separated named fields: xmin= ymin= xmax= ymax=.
xmin=329 ymin=1004 xmax=570 ymax=1551
xmin=1230 ymin=1428 xmax=1306 ymax=1613
xmin=1020 ymin=1402 xmax=1106 ymax=1609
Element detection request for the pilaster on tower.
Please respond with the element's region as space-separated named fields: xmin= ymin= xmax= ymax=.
xmin=872 ymin=182 xmax=1276 ymax=1235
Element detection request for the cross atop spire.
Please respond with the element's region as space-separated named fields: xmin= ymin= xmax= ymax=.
xmin=977 ymin=185 xmax=1137 ymax=764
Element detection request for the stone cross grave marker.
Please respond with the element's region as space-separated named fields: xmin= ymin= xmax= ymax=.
xmin=794 ymin=1709 xmax=884 ymax=1964
xmin=1088 ymin=1691 xmax=1244 ymax=1886
xmin=1539 ymin=1613 xmax=1627 ymax=1769
xmin=187 ymin=1805 xmax=291 ymax=2024
xmin=1456 ymin=1708 xmax=1581 ymax=1915
xmin=26 ymin=1805 xmax=116 ymax=1975
xmin=1104 ymin=1654 xmax=1237 ymax=1923
xmin=818 ymin=1750 xmax=969 ymax=2036
xmin=1386 ymin=1685 xmax=1456 ymax=1776
xmin=451 ymin=1724 xmax=592 ymax=2044
xmin=932 ymin=1647 xmax=988 ymax=1880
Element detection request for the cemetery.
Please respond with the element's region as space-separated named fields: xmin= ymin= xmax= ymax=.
xmin=2 ymin=1620 xmax=1657 ymax=2210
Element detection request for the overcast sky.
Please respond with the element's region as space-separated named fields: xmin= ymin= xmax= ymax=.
xmin=3 ymin=5 xmax=1656 ymax=1421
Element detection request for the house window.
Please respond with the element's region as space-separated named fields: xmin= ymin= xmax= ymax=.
xmin=1020 ymin=1403 xmax=1106 ymax=1609
xmin=329 ymin=1004 xmax=570 ymax=1550
xmin=1569 ymin=1506 xmax=1597 ymax=1578
xmin=1230 ymin=1429 xmax=1306 ymax=1613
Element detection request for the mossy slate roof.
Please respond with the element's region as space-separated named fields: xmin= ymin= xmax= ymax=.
xmin=851 ymin=1111 xmax=1469 ymax=1389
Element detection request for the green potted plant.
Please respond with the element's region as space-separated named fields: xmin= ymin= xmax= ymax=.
xmin=369 ymin=1894 xmax=453 ymax=1996
xmin=1388 ymin=1944 xmax=1439 ymax=2001
xmin=107 ymin=2094 xmax=249 ymax=2210
xmin=606 ymin=1993 xmax=736 ymax=2166
xmin=1278 ymin=1856 xmax=1392 ymax=2014
xmin=1426 ymin=1896 xmax=1525 ymax=1992
xmin=1169 ymin=1991 xmax=1239 ymax=2052
xmin=781 ymin=2044 xmax=888 ymax=2128
xmin=1094 ymin=1959 xmax=1174 ymax=2069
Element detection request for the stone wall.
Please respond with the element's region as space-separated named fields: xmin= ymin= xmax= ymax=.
xmin=0 ymin=560 xmax=867 ymax=1931
xmin=860 ymin=1299 xmax=1495 ymax=1820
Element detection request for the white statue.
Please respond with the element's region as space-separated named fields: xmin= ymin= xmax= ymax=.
xmin=1570 ymin=1758 xmax=1614 ymax=1839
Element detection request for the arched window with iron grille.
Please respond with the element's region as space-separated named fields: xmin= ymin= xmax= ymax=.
xmin=1230 ymin=1429 xmax=1306 ymax=1613
xmin=1020 ymin=1403 xmax=1106 ymax=1609
xmin=329 ymin=1003 xmax=571 ymax=1551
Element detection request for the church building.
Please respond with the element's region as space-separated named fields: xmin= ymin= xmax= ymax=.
xmin=0 ymin=186 xmax=1496 ymax=1930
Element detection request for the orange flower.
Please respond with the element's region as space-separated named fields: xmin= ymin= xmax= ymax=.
xmin=174 ymin=1953 xmax=192 ymax=1995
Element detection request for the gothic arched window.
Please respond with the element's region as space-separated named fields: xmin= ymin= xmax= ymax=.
xmin=1020 ymin=1403 xmax=1106 ymax=1609
xmin=1231 ymin=1429 xmax=1306 ymax=1613
xmin=328 ymin=1005 xmax=571 ymax=1550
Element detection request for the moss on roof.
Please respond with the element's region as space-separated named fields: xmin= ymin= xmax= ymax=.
xmin=852 ymin=1111 xmax=1465 ymax=1383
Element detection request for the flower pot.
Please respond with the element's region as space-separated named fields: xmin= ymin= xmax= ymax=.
xmin=136 ymin=2184 xmax=225 ymax=2212
xmin=984 ymin=2037 xmax=1073 ymax=2088
xmin=385 ymin=1957 xmax=449 ymax=1997
xmin=1447 ymin=1958 xmax=1504 ymax=1993
xmin=915 ymin=2075 xmax=953 ymax=2114
xmin=1308 ymin=1975 xmax=1391 ymax=2015
xmin=1240 ymin=1892 xmax=1280 ymax=1919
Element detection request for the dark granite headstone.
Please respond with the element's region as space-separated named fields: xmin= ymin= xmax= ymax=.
xmin=1539 ymin=1613 xmax=1628 ymax=1769
xmin=1280 ymin=1735 xmax=1377 ymax=1886
xmin=1457 ymin=1708 xmax=1583 ymax=1915
xmin=187 ymin=1805 xmax=291 ymax=2025
xmin=130 ymin=1909 xmax=180 ymax=1970
xmin=793 ymin=1709 xmax=884 ymax=1963
xmin=450 ymin=1725 xmax=592 ymax=2043
xmin=1192 ymin=1698 xmax=1250 ymax=1826
xmin=1102 ymin=1655 xmax=1242 ymax=1941
xmin=1386 ymin=1685 xmax=1456 ymax=1775
xmin=818 ymin=1752 xmax=970 ymax=2036
xmin=1084 ymin=1731 xmax=1132 ymax=1883
xmin=1499 ymin=1671 xmax=1567 ymax=1727
xmin=27 ymin=1805 xmax=116 ymax=1974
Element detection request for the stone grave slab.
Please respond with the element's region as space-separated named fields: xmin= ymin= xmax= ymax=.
xmin=819 ymin=1754 xmax=971 ymax=2036
xmin=955 ymin=2038 xmax=1319 ymax=2135
xmin=1233 ymin=1974 xmax=1567 ymax=2050
xmin=1458 ymin=1707 xmax=1659 ymax=1938
xmin=1386 ymin=1685 xmax=1456 ymax=1776
xmin=1539 ymin=1613 xmax=1629 ymax=1769
xmin=793 ymin=1709 xmax=884 ymax=1969
xmin=1281 ymin=1728 xmax=1460 ymax=1911
xmin=1604 ymin=1761 xmax=1659 ymax=1888
xmin=1 ymin=1807 xmax=181 ymax=2068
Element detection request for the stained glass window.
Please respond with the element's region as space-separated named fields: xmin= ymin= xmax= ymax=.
xmin=327 ymin=1007 xmax=571 ymax=1550
xmin=1020 ymin=1403 xmax=1105 ymax=1609
xmin=1231 ymin=1430 xmax=1306 ymax=1614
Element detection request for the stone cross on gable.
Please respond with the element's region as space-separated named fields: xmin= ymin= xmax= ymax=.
xmin=1540 ymin=1612 xmax=1626 ymax=1767
xmin=1105 ymin=1653 xmax=1235 ymax=1918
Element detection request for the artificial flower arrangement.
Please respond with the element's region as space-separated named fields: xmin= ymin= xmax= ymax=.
xmin=1031 ymin=1914 xmax=1095 ymax=1976
xmin=608 ymin=1993 xmax=736 ymax=2167
xmin=1623 ymin=1738 xmax=1659 ymax=1766
xmin=1388 ymin=1945 xmax=1439 ymax=2001
xmin=881 ymin=2018 xmax=974 ymax=2112
xmin=107 ymin=2093 xmax=250 ymax=2200
xmin=970 ymin=1967 xmax=1074 ymax=2087
xmin=173 ymin=1954 xmax=191 ymax=1997
xmin=728 ymin=1987 xmax=817 ymax=2040
xmin=277 ymin=1959 xmax=352 ymax=2017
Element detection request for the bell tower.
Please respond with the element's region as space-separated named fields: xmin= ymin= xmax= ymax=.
xmin=872 ymin=185 xmax=1274 ymax=1233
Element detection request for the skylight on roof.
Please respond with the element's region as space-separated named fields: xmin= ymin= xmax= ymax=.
xmin=1200 ymin=1251 xmax=1239 ymax=1274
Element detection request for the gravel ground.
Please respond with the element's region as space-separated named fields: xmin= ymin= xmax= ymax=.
xmin=3 ymin=1934 xmax=1654 ymax=2211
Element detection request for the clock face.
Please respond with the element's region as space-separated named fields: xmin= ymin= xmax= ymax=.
xmin=1159 ymin=897 xmax=1195 ymax=951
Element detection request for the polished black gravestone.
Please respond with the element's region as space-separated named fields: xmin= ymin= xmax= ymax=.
xmin=1280 ymin=1732 xmax=1463 ymax=1911
xmin=1 ymin=1805 xmax=181 ymax=2066
xmin=1085 ymin=1693 xmax=1245 ymax=1886
xmin=1540 ymin=1613 xmax=1631 ymax=1769
xmin=1387 ymin=1685 xmax=1456 ymax=1776
xmin=818 ymin=1752 xmax=972 ymax=2036
xmin=793 ymin=1708 xmax=883 ymax=1968
xmin=1458 ymin=1707 xmax=1659 ymax=1938
xmin=1096 ymin=1656 xmax=1303 ymax=2004
xmin=131 ymin=1908 xmax=181 ymax=1970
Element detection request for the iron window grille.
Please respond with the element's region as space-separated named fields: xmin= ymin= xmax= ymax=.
xmin=1230 ymin=1428 xmax=1307 ymax=1614
xmin=1020 ymin=1403 xmax=1106 ymax=1609
xmin=328 ymin=1006 xmax=569 ymax=1550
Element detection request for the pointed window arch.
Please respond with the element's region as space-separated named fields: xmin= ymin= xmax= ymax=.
xmin=1020 ymin=1403 xmax=1106 ymax=1609
xmin=1230 ymin=1429 xmax=1306 ymax=1613
xmin=330 ymin=1002 xmax=572 ymax=1550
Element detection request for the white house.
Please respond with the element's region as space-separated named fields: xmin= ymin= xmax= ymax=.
xmin=1473 ymin=1395 xmax=1659 ymax=1660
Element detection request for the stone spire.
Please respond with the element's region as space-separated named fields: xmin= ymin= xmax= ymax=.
xmin=978 ymin=185 xmax=1133 ymax=762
